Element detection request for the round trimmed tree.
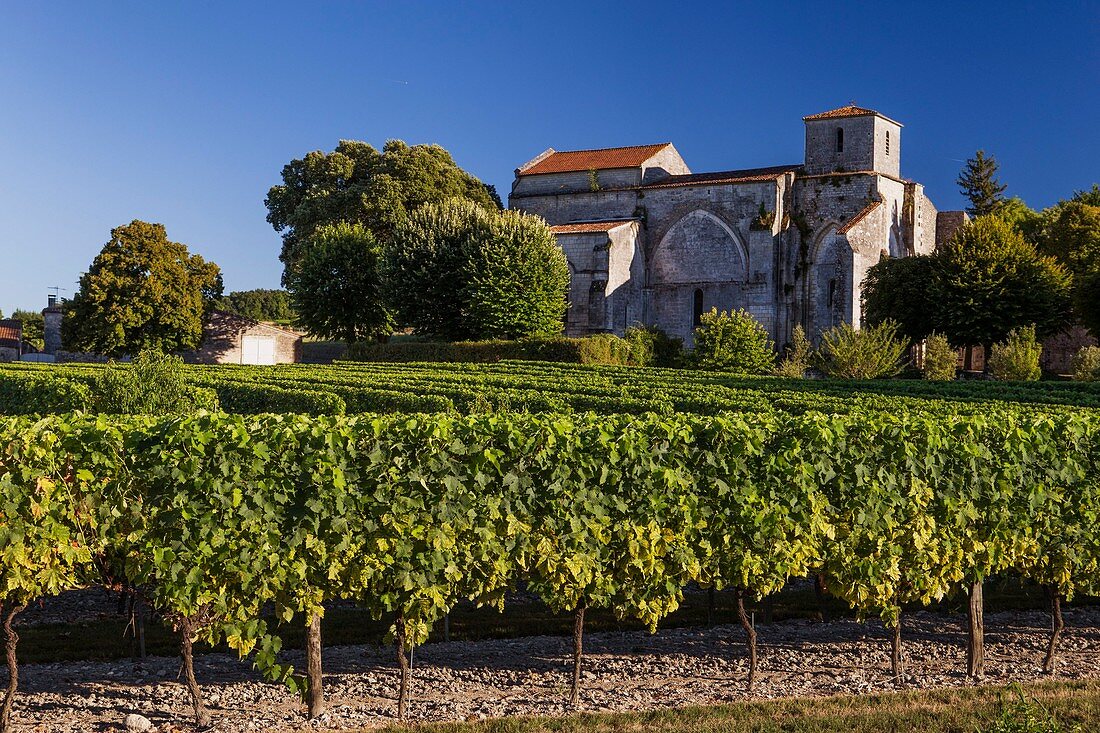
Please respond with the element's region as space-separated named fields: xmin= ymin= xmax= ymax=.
xmin=285 ymin=222 xmax=393 ymax=343
xmin=691 ymin=308 xmax=775 ymax=373
xmin=382 ymin=199 xmax=569 ymax=340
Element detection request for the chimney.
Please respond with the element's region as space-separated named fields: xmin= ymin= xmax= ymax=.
xmin=47 ymin=294 xmax=57 ymax=308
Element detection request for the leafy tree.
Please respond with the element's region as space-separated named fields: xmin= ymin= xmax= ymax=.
xmin=930 ymin=216 xmax=1072 ymax=355
xmin=957 ymin=150 xmax=1008 ymax=217
xmin=266 ymin=140 xmax=501 ymax=280
xmin=62 ymin=221 xmax=222 ymax=356
xmin=861 ymin=255 xmax=936 ymax=343
xmin=921 ymin=332 xmax=957 ymax=381
xmin=691 ymin=308 xmax=775 ymax=373
xmin=382 ymin=199 xmax=569 ymax=341
xmin=9 ymin=310 xmax=43 ymax=352
xmin=216 ymin=289 xmax=294 ymax=323
xmin=987 ymin=326 xmax=1042 ymax=381
xmin=285 ymin=223 xmax=393 ymax=343
xmin=1036 ymin=201 xmax=1100 ymax=276
xmin=816 ymin=321 xmax=906 ymax=379
xmin=995 ymin=196 xmax=1043 ymax=242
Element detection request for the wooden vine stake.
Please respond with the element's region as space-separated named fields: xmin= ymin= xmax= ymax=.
xmin=570 ymin=605 xmax=586 ymax=706
xmin=966 ymin=580 xmax=984 ymax=679
xmin=305 ymin=612 xmax=325 ymax=718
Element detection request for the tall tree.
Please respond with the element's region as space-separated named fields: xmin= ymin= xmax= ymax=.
xmin=285 ymin=222 xmax=393 ymax=343
xmin=861 ymin=254 xmax=936 ymax=343
xmin=1036 ymin=201 xmax=1100 ymax=276
xmin=930 ymin=215 xmax=1072 ymax=355
xmin=957 ymin=150 xmax=1008 ymax=217
xmin=266 ymin=140 xmax=501 ymax=281
xmin=62 ymin=220 xmax=222 ymax=356
xmin=382 ymin=199 xmax=570 ymax=341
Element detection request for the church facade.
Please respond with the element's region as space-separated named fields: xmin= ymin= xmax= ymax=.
xmin=508 ymin=105 xmax=966 ymax=347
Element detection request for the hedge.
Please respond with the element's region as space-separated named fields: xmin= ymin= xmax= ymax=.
xmin=344 ymin=334 xmax=635 ymax=365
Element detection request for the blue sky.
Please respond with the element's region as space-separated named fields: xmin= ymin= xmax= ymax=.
xmin=1 ymin=1 xmax=1097 ymax=314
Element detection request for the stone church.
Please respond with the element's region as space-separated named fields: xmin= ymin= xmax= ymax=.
xmin=509 ymin=105 xmax=966 ymax=347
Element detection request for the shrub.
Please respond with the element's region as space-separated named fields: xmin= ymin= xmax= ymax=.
xmin=774 ymin=324 xmax=812 ymax=378
xmin=93 ymin=349 xmax=219 ymax=414
xmin=988 ymin=326 xmax=1042 ymax=381
xmin=921 ymin=332 xmax=958 ymax=381
xmin=816 ymin=321 xmax=906 ymax=379
xmin=1070 ymin=346 xmax=1100 ymax=381
xmin=691 ymin=309 xmax=775 ymax=373
xmin=624 ymin=326 xmax=684 ymax=367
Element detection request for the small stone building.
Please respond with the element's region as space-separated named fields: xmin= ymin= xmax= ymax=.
xmin=182 ymin=311 xmax=302 ymax=365
xmin=510 ymin=104 xmax=967 ymax=347
xmin=0 ymin=320 xmax=23 ymax=361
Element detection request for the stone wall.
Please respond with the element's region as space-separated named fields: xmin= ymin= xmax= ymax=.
xmin=510 ymin=189 xmax=639 ymax=223
xmin=511 ymin=168 xmax=641 ymax=197
xmin=1042 ymin=325 xmax=1097 ymax=375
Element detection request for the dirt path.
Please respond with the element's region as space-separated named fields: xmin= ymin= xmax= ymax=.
xmin=6 ymin=607 xmax=1100 ymax=732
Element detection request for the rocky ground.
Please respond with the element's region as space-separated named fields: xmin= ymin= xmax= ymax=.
xmin=6 ymin=606 xmax=1100 ymax=732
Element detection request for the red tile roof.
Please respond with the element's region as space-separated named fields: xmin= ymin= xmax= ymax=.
xmin=549 ymin=220 xmax=636 ymax=235
xmin=0 ymin=320 xmax=22 ymax=346
xmin=837 ymin=200 xmax=883 ymax=234
xmin=804 ymin=105 xmax=903 ymax=126
xmin=643 ymin=165 xmax=800 ymax=189
xmin=803 ymin=104 xmax=880 ymax=120
xmin=518 ymin=144 xmax=672 ymax=176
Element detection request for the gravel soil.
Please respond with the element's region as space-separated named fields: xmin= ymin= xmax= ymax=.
xmin=5 ymin=607 xmax=1100 ymax=732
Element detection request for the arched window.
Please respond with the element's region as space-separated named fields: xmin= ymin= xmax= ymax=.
xmin=828 ymin=279 xmax=836 ymax=309
xmin=693 ymin=288 xmax=704 ymax=328
xmin=836 ymin=127 xmax=844 ymax=153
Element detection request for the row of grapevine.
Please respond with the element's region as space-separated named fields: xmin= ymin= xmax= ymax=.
xmin=4 ymin=360 xmax=1100 ymax=417
xmin=2 ymin=408 xmax=1099 ymax=727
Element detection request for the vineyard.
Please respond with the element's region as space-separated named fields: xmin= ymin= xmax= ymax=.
xmin=2 ymin=406 xmax=1100 ymax=729
xmin=4 ymin=360 xmax=1100 ymax=416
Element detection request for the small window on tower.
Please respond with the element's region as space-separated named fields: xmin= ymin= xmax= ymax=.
xmin=836 ymin=128 xmax=844 ymax=153
xmin=828 ymin=279 xmax=836 ymax=308
xmin=693 ymin=289 xmax=704 ymax=328
xmin=886 ymin=130 xmax=890 ymax=156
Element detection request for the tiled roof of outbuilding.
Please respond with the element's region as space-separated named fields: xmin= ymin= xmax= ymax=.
xmin=0 ymin=320 xmax=22 ymax=346
xmin=518 ymin=144 xmax=672 ymax=175
xmin=549 ymin=220 xmax=637 ymax=235
xmin=642 ymin=165 xmax=800 ymax=189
